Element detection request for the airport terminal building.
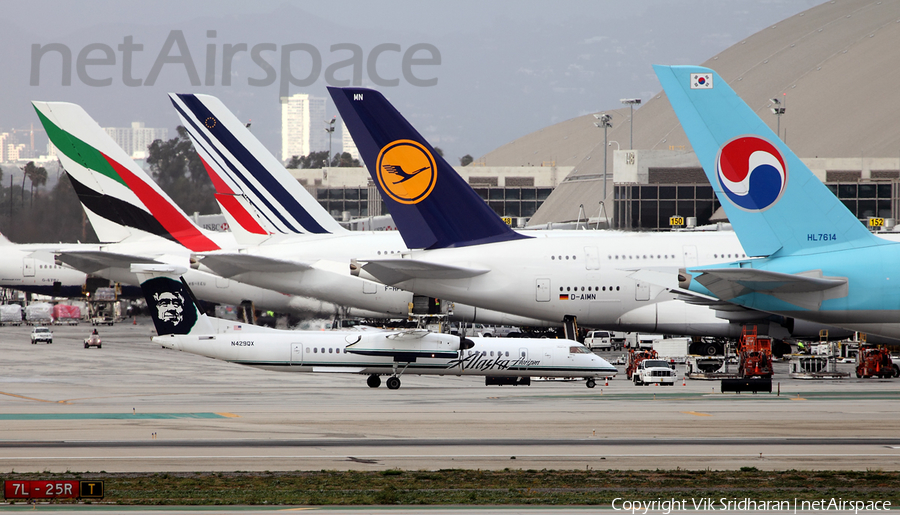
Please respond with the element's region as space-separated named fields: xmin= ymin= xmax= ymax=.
xmin=288 ymin=165 xmax=570 ymax=226
xmin=610 ymin=150 xmax=900 ymax=231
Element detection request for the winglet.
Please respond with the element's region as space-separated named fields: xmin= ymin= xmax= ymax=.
xmin=329 ymin=87 xmax=528 ymax=249
xmin=654 ymin=65 xmax=885 ymax=257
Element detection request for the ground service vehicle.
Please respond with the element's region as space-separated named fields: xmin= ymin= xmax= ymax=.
xmin=737 ymin=328 xmax=774 ymax=378
xmin=30 ymin=326 xmax=52 ymax=344
xmin=584 ymin=331 xmax=613 ymax=350
xmin=632 ymin=359 xmax=676 ymax=386
xmin=84 ymin=334 xmax=102 ymax=349
xmin=856 ymin=347 xmax=893 ymax=378
xmin=652 ymin=337 xmax=692 ymax=363
xmin=625 ymin=333 xmax=661 ymax=350
xmin=626 ymin=349 xmax=659 ymax=380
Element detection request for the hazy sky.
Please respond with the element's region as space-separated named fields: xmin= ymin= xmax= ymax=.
xmin=1 ymin=0 xmax=821 ymax=161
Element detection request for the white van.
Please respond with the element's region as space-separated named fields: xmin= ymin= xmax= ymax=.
xmin=584 ymin=330 xmax=613 ymax=350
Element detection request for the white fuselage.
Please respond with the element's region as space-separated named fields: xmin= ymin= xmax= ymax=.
xmin=359 ymin=230 xmax=761 ymax=336
xmin=155 ymin=329 xmax=617 ymax=380
xmin=205 ymin=230 xmax=558 ymax=326
xmin=0 ymin=246 xmax=90 ymax=297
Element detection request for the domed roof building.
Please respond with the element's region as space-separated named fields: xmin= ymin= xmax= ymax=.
xmin=480 ymin=0 xmax=900 ymax=226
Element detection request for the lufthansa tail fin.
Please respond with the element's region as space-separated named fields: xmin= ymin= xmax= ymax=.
xmin=329 ymin=87 xmax=527 ymax=249
xmin=169 ymin=93 xmax=344 ymax=243
xmin=654 ymin=65 xmax=885 ymax=257
xmin=133 ymin=265 xmax=215 ymax=337
xmin=33 ymin=101 xmax=221 ymax=252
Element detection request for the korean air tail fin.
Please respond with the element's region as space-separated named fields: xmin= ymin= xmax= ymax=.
xmin=329 ymin=87 xmax=528 ymax=249
xmin=33 ymin=101 xmax=221 ymax=252
xmin=169 ymin=93 xmax=345 ymax=245
xmin=654 ymin=65 xmax=885 ymax=257
xmin=133 ymin=265 xmax=216 ymax=337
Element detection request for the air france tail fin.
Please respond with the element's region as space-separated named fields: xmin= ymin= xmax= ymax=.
xmin=33 ymin=101 xmax=221 ymax=252
xmin=169 ymin=93 xmax=345 ymax=244
xmin=134 ymin=267 xmax=215 ymax=337
xmin=654 ymin=65 xmax=885 ymax=257
xmin=328 ymin=87 xmax=528 ymax=249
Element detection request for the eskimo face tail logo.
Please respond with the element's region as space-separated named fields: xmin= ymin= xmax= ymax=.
xmin=376 ymin=139 xmax=437 ymax=204
xmin=716 ymin=136 xmax=787 ymax=211
xmin=143 ymin=277 xmax=198 ymax=335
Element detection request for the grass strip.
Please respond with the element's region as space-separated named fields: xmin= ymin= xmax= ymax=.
xmin=3 ymin=469 xmax=899 ymax=506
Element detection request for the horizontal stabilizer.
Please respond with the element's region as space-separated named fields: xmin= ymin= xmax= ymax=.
xmin=693 ymin=268 xmax=848 ymax=311
xmin=359 ymin=259 xmax=489 ymax=285
xmin=55 ymin=250 xmax=172 ymax=274
xmin=199 ymin=253 xmax=313 ymax=278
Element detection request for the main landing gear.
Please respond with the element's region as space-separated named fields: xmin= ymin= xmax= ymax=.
xmin=367 ymin=361 xmax=411 ymax=390
xmin=366 ymin=374 xmax=403 ymax=389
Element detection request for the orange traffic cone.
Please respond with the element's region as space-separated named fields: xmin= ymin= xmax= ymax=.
xmin=682 ymin=376 xmax=686 ymax=386
xmin=604 ymin=377 xmax=609 ymax=386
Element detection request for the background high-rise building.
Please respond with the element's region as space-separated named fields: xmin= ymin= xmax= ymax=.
xmin=341 ymin=120 xmax=360 ymax=164
xmin=103 ymin=122 xmax=168 ymax=159
xmin=281 ymin=93 xmax=327 ymax=163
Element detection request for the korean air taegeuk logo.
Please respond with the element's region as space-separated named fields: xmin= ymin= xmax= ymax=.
xmin=376 ymin=139 xmax=437 ymax=204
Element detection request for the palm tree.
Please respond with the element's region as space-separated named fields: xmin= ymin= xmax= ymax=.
xmin=23 ymin=161 xmax=48 ymax=207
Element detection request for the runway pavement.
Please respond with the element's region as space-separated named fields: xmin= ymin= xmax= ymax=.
xmin=2 ymin=320 xmax=899 ymax=472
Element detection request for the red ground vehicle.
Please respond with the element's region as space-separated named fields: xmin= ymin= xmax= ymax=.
xmin=626 ymin=349 xmax=659 ymax=379
xmin=856 ymin=346 xmax=892 ymax=378
xmin=738 ymin=326 xmax=773 ymax=378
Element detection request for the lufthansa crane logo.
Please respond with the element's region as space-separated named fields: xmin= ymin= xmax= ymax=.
xmin=376 ymin=139 xmax=437 ymax=204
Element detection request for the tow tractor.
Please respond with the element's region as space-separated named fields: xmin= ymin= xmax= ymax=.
xmin=721 ymin=326 xmax=773 ymax=393
xmin=856 ymin=346 xmax=894 ymax=378
xmin=737 ymin=326 xmax=773 ymax=378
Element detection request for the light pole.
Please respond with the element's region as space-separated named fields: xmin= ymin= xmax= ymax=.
xmin=594 ymin=113 xmax=613 ymax=205
xmin=620 ymin=98 xmax=641 ymax=149
xmin=608 ymin=140 xmax=620 ymax=151
xmin=770 ymin=96 xmax=785 ymax=140
xmin=325 ymin=116 xmax=336 ymax=166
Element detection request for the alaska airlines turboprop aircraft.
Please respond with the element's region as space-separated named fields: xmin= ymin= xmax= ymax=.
xmin=136 ymin=265 xmax=616 ymax=389
xmin=653 ymin=64 xmax=900 ymax=341
xmin=327 ymin=86 xmax=855 ymax=341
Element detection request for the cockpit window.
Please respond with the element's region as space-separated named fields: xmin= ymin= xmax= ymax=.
xmin=569 ymin=346 xmax=592 ymax=354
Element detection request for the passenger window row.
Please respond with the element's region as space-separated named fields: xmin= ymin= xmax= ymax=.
xmin=467 ymin=350 xmax=511 ymax=357
xmin=611 ymin=254 xmax=676 ymax=260
xmin=559 ymin=285 xmax=620 ymax=292
xmin=307 ymin=347 xmax=346 ymax=354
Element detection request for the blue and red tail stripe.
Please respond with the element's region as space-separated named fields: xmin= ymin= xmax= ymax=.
xmin=171 ymin=94 xmax=331 ymax=235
